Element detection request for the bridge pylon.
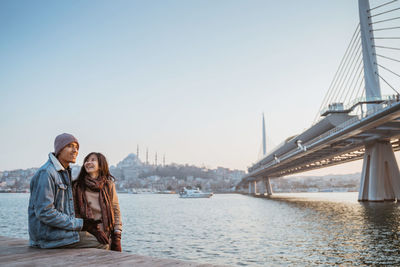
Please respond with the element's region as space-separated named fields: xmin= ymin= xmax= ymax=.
xmin=357 ymin=0 xmax=400 ymax=201
xmin=359 ymin=0 xmax=381 ymax=106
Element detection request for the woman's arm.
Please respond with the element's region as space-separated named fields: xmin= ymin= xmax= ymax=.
xmin=110 ymin=182 xmax=122 ymax=232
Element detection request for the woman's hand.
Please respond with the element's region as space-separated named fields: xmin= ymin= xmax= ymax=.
xmin=111 ymin=231 xmax=122 ymax=252
xmin=93 ymin=230 xmax=110 ymax=245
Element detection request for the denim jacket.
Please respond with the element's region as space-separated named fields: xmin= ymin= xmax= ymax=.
xmin=28 ymin=153 xmax=83 ymax=248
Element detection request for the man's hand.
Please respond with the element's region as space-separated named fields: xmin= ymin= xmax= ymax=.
xmin=82 ymin=218 xmax=101 ymax=232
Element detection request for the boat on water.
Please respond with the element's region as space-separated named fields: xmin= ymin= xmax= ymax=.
xmin=179 ymin=187 xmax=213 ymax=198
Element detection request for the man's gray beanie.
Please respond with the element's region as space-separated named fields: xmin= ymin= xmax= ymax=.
xmin=54 ymin=133 xmax=79 ymax=156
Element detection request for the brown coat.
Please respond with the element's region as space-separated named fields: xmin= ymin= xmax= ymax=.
xmin=73 ymin=180 xmax=122 ymax=233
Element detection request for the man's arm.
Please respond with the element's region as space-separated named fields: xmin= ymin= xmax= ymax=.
xmin=32 ymin=170 xmax=83 ymax=230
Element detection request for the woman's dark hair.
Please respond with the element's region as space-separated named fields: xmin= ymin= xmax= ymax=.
xmin=76 ymin=152 xmax=115 ymax=183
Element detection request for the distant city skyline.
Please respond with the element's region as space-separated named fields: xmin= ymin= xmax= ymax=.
xmin=1 ymin=0 xmax=396 ymax=175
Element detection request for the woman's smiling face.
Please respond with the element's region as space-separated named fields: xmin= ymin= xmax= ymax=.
xmin=84 ymin=154 xmax=99 ymax=178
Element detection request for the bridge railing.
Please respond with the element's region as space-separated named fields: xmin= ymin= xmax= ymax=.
xmin=319 ymin=95 xmax=399 ymax=117
xmin=249 ymin=97 xmax=400 ymax=175
xmin=303 ymin=97 xmax=399 ymax=148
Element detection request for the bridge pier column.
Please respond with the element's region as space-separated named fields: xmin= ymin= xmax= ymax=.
xmin=264 ymin=177 xmax=273 ymax=196
xmin=248 ymin=181 xmax=257 ymax=195
xmin=258 ymin=180 xmax=266 ymax=195
xmin=358 ymin=141 xmax=400 ymax=201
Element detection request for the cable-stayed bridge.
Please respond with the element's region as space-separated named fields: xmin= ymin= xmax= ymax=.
xmin=236 ymin=0 xmax=400 ymax=201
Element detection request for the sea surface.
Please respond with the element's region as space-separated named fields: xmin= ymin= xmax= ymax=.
xmin=1 ymin=192 xmax=400 ymax=266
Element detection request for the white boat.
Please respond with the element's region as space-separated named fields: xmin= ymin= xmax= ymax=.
xmin=179 ymin=187 xmax=213 ymax=198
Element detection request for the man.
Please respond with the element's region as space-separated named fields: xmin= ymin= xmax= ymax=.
xmin=28 ymin=133 xmax=101 ymax=248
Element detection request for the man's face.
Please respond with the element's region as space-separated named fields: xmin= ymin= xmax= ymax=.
xmin=58 ymin=142 xmax=79 ymax=165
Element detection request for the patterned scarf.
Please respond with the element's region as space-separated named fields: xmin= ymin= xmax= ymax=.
xmin=74 ymin=175 xmax=115 ymax=234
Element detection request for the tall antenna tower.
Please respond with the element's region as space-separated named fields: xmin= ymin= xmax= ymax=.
xmin=137 ymin=144 xmax=139 ymax=160
xmin=146 ymin=148 xmax=149 ymax=165
xmin=155 ymin=152 xmax=158 ymax=166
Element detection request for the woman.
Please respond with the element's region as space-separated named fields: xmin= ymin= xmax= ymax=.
xmin=73 ymin=152 xmax=122 ymax=251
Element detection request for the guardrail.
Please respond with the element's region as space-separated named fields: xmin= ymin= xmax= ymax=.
xmin=305 ymin=97 xmax=398 ymax=148
xmin=319 ymin=95 xmax=399 ymax=116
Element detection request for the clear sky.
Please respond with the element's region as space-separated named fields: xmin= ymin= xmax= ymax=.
xmin=1 ymin=0 xmax=390 ymax=174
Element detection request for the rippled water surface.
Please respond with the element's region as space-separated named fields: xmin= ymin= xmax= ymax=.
xmin=1 ymin=192 xmax=400 ymax=266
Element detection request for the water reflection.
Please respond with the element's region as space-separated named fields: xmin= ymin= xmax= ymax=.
xmin=265 ymin=193 xmax=400 ymax=265
xmin=358 ymin=202 xmax=400 ymax=265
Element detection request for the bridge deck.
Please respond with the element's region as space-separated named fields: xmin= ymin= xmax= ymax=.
xmin=239 ymin=100 xmax=400 ymax=186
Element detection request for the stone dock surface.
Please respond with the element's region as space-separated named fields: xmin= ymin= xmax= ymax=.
xmin=0 ymin=236 xmax=225 ymax=267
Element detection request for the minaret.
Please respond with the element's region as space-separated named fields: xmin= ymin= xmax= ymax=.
xmin=146 ymin=148 xmax=149 ymax=165
xmin=137 ymin=145 xmax=139 ymax=160
xmin=262 ymin=113 xmax=266 ymax=155
xmin=155 ymin=152 xmax=157 ymax=166
xmin=163 ymin=154 xmax=165 ymax=167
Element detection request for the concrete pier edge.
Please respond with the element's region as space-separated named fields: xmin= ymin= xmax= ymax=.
xmin=0 ymin=236 xmax=225 ymax=267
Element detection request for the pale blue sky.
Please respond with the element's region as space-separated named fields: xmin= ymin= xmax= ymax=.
xmin=1 ymin=0 xmax=381 ymax=174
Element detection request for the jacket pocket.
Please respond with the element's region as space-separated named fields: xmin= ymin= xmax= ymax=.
xmin=54 ymin=182 xmax=67 ymax=212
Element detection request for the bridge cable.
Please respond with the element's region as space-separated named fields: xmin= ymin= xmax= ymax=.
xmin=357 ymin=85 xmax=366 ymax=116
xmin=343 ymin=57 xmax=364 ymax=104
xmin=315 ymin=25 xmax=361 ymax=122
xmin=369 ymin=7 xmax=400 ymax=18
xmin=373 ymin=45 xmax=400 ymax=51
xmin=373 ymin=26 xmax=400 ymax=31
xmin=376 ymin=72 xmax=400 ymax=94
xmin=350 ymin=68 xmax=366 ymax=104
xmin=370 ymin=16 xmax=400 ymax=25
xmin=321 ymin=27 xmax=361 ymax=111
xmin=326 ymin=32 xmax=361 ymax=106
xmin=346 ymin=72 xmax=365 ymax=117
xmin=368 ymin=0 xmax=398 ymax=12
xmin=336 ymin=46 xmax=363 ymax=104
xmin=334 ymin=41 xmax=362 ymax=103
xmin=376 ymin=63 xmax=400 ymax=78
xmin=329 ymin=38 xmax=362 ymax=105
xmin=315 ymin=30 xmax=358 ymax=120
xmin=327 ymin=30 xmax=361 ymax=106
xmin=375 ymin=53 xmax=400 ymax=63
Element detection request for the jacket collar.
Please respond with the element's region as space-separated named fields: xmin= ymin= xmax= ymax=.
xmin=49 ymin=153 xmax=66 ymax=172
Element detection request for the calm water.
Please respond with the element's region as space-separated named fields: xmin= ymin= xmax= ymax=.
xmin=1 ymin=192 xmax=400 ymax=266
